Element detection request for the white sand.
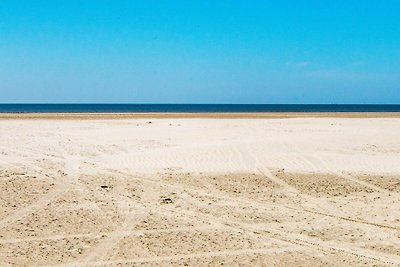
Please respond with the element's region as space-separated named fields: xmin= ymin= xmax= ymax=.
xmin=0 ymin=117 xmax=400 ymax=266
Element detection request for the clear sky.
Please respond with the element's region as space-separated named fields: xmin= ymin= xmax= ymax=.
xmin=1 ymin=0 xmax=399 ymax=104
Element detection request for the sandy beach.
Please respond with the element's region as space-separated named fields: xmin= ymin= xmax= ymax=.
xmin=1 ymin=114 xmax=400 ymax=266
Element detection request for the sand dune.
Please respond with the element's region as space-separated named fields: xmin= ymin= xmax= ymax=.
xmin=0 ymin=116 xmax=400 ymax=266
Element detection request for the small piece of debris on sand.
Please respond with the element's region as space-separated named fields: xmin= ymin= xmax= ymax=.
xmin=160 ymin=197 xmax=173 ymax=204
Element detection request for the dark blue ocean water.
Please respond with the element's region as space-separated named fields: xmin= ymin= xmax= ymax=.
xmin=0 ymin=104 xmax=400 ymax=113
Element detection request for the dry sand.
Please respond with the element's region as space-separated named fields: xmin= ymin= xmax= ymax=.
xmin=0 ymin=114 xmax=400 ymax=266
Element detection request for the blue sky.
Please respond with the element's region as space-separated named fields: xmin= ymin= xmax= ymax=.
xmin=0 ymin=0 xmax=399 ymax=103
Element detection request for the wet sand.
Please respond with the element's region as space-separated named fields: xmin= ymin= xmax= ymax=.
xmin=1 ymin=112 xmax=400 ymax=120
xmin=0 ymin=115 xmax=399 ymax=266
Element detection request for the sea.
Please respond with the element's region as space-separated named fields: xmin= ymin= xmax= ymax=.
xmin=0 ymin=104 xmax=400 ymax=113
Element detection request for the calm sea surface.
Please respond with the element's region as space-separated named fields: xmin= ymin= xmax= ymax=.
xmin=0 ymin=104 xmax=400 ymax=113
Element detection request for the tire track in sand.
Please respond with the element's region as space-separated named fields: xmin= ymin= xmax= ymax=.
xmin=0 ymin=185 xmax=64 ymax=230
xmin=80 ymin=168 xmax=156 ymax=263
xmin=117 ymin=174 xmax=400 ymax=266
xmin=237 ymin=143 xmax=400 ymax=231
xmin=0 ymin=161 xmax=72 ymax=230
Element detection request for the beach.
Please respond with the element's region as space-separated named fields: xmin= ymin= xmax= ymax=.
xmin=1 ymin=114 xmax=400 ymax=266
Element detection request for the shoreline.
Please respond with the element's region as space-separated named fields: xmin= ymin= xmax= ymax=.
xmin=1 ymin=112 xmax=400 ymax=119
